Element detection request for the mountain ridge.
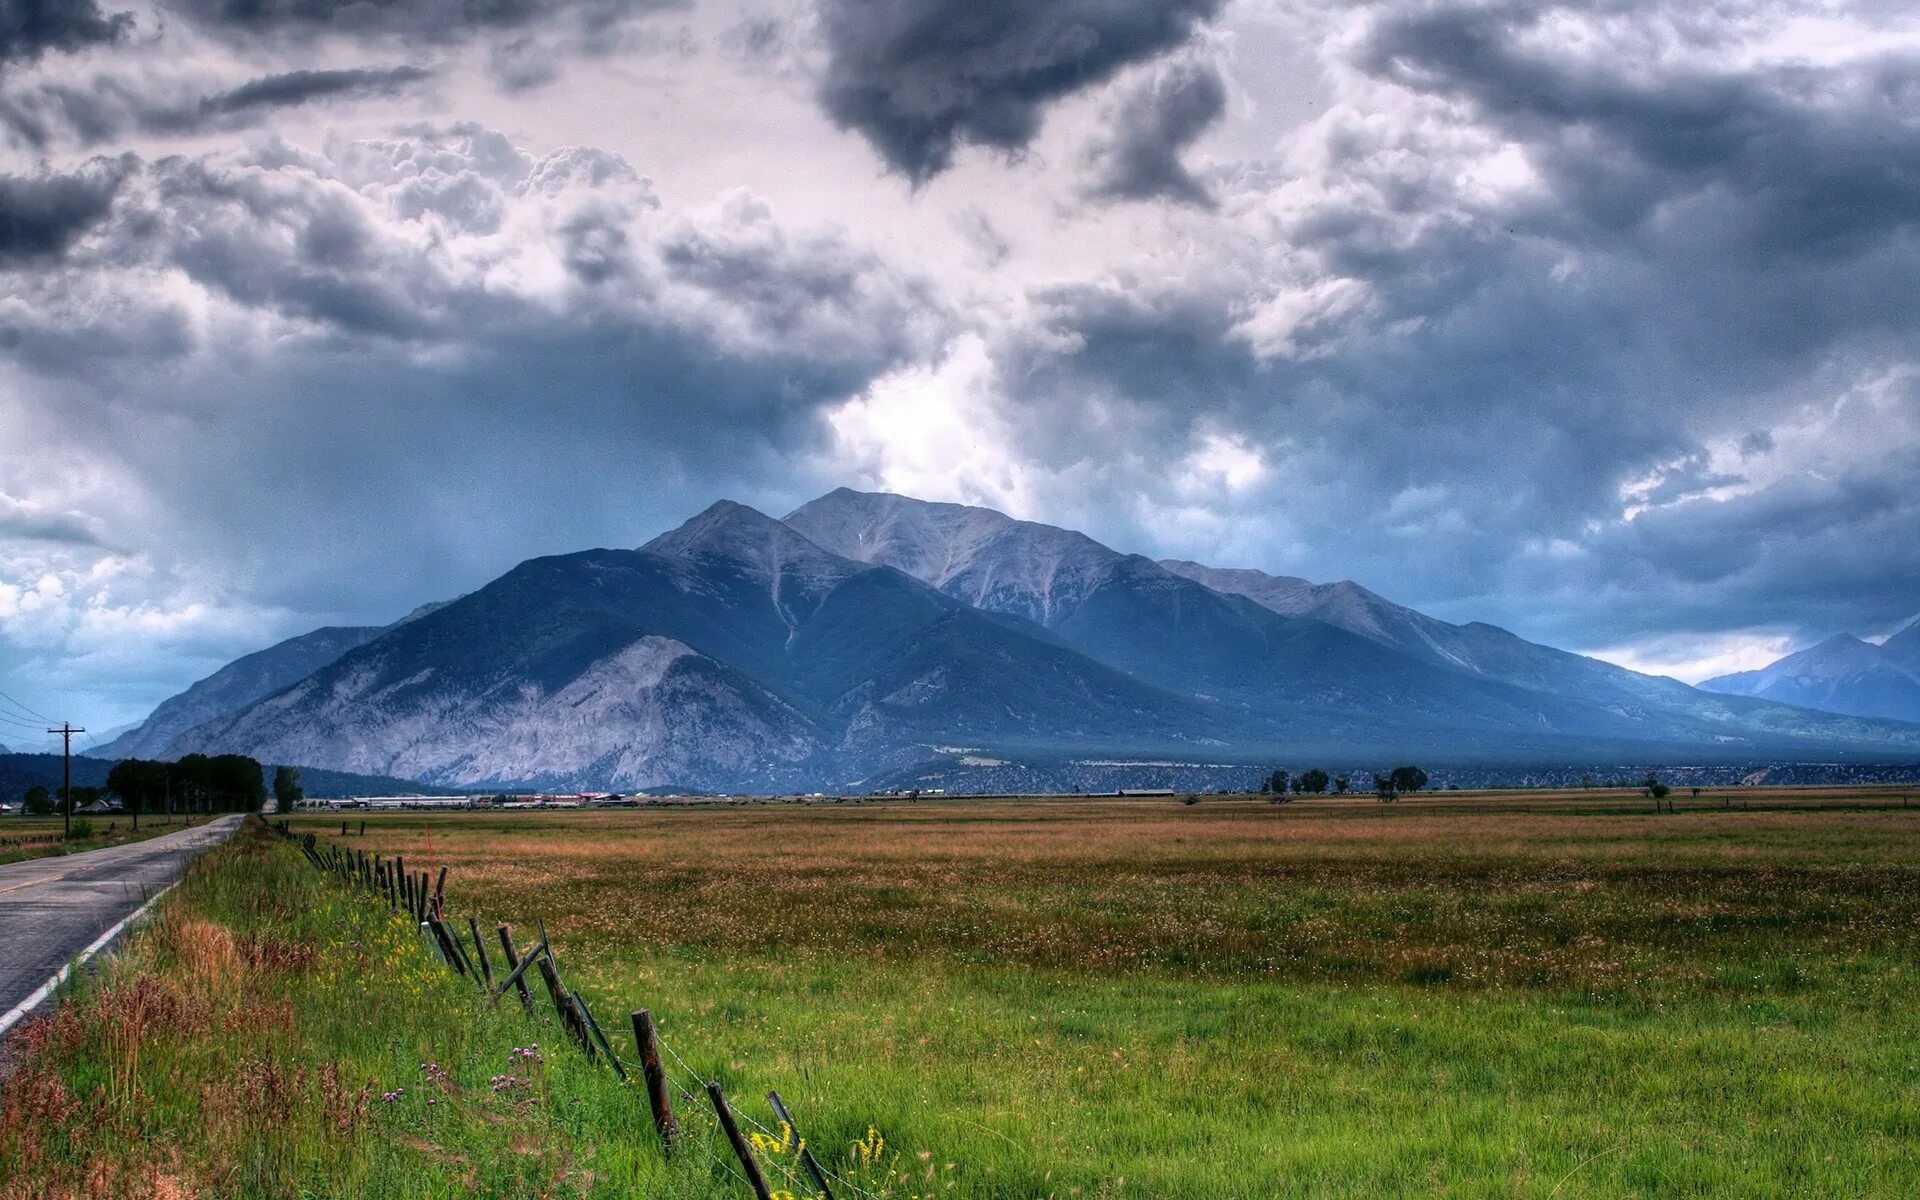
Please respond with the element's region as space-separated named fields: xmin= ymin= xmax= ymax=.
xmin=1701 ymin=629 xmax=1920 ymax=723
xmin=106 ymin=488 xmax=1920 ymax=791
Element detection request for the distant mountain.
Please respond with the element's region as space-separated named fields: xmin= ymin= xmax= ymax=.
xmin=171 ymin=503 xmax=1226 ymax=790
xmin=133 ymin=490 xmax=1920 ymax=793
xmin=99 ymin=599 xmax=458 ymax=760
xmin=1158 ymin=559 xmax=1712 ymax=712
xmin=785 ymin=490 xmax=1603 ymax=733
xmin=786 ymin=489 xmax=1920 ymax=754
xmin=1701 ymin=630 xmax=1920 ymax=723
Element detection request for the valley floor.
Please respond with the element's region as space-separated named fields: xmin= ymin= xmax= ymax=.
xmin=5 ymin=792 xmax=1919 ymax=1196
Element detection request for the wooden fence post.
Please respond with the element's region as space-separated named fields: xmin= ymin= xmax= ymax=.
xmin=533 ymin=948 xmax=591 ymax=1057
xmin=768 ymin=1090 xmax=835 ymax=1200
xmin=497 ymin=925 xmax=535 ymax=1013
xmin=422 ymin=922 xmax=455 ymax=970
xmin=632 ymin=1010 xmax=677 ymax=1152
xmin=431 ymin=918 xmax=472 ymax=976
xmin=467 ymin=916 xmax=494 ymax=987
xmin=707 ymin=1082 xmax=774 ymax=1200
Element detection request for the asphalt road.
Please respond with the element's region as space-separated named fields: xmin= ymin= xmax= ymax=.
xmin=0 ymin=814 xmax=242 ymax=1048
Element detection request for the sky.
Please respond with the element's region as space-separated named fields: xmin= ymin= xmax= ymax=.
xmin=2 ymin=0 xmax=1918 ymax=747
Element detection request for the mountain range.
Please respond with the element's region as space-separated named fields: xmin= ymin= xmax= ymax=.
xmin=102 ymin=489 xmax=1920 ymax=792
xmin=1701 ymin=626 xmax=1920 ymax=723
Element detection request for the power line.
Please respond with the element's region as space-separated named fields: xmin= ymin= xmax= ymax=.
xmin=0 ymin=709 xmax=49 ymax=731
xmin=0 ymin=687 xmax=52 ymax=723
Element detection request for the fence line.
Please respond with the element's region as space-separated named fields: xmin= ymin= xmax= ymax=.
xmin=271 ymin=818 xmax=870 ymax=1198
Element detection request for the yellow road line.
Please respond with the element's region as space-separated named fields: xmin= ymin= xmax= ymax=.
xmin=0 ymin=870 xmax=69 ymax=896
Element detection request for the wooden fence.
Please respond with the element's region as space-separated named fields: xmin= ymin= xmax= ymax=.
xmin=271 ymin=819 xmax=865 ymax=1200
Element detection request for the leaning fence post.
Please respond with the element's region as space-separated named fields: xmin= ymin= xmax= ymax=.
xmin=574 ymin=993 xmax=626 ymax=1080
xmin=497 ymin=925 xmax=535 ymax=1013
xmin=434 ymin=866 xmax=448 ymax=919
xmin=535 ymin=953 xmax=592 ymax=1058
xmin=422 ymin=922 xmax=456 ymax=970
xmin=431 ymin=918 xmax=471 ymax=976
xmin=768 ymin=1090 xmax=835 ymax=1200
xmin=707 ymin=1082 xmax=774 ymax=1200
xmin=467 ymin=916 xmax=494 ymax=987
xmin=632 ymin=1010 xmax=678 ymax=1152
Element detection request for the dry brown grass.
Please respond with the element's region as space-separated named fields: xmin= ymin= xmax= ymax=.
xmin=315 ymin=795 xmax=1920 ymax=995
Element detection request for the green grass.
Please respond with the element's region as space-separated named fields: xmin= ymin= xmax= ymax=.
xmin=0 ymin=822 xmax=841 ymax=1199
xmin=8 ymin=797 xmax=1920 ymax=1197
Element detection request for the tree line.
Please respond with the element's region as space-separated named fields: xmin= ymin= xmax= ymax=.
xmin=1260 ymin=765 xmax=1429 ymax=802
xmin=11 ymin=755 xmax=293 ymax=827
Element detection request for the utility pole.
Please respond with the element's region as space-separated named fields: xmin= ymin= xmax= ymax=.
xmin=48 ymin=722 xmax=84 ymax=838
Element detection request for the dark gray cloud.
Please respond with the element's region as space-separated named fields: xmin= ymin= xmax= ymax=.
xmin=160 ymin=0 xmax=666 ymax=39
xmin=973 ymin=0 xmax=1920 ymax=653
xmin=0 ymin=0 xmax=131 ymax=66
xmin=0 ymin=65 xmax=433 ymax=149
xmin=0 ymin=157 xmax=129 ymax=265
xmin=1083 ymin=57 xmax=1226 ymax=207
xmin=1356 ymin=2 xmax=1920 ymax=257
xmin=816 ymin=0 xmax=1223 ymax=182
xmin=150 ymin=0 xmax=679 ymax=90
xmin=206 ymin=64 xmax=432 ymax=116
xmin=3 ymin=125 xmax=950 ymax=629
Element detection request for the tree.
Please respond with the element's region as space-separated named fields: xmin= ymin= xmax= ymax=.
xmin=106 ymin=758 xmax=168 ymax=830
xmin=1263 ymin=770 xmax=1289 ymax=798
xmin=273 ymin=766 xmax=304 ymax=814
xmin=23 ymin=785 xmax=53 ymax=815
xmin=1373 ymin=774 xmax=1398 ymax=803
xmin=1389 ymin=765 xmax=1429 ymax=795
xmin=1643 ymin=773 xmax=1670 ymax=809
xmin=167 ymin=753 xmax=266 ymax=813
xmin=1333 ymin=775 xmax=1349 ymax=794
xmin=1297 ymin=768 xmax=1330 ymax=794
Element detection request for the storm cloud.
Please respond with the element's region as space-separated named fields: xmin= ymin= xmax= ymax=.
xmin=0 ymin=157 xmax=129 ymax=264
xmin=1083 ymin=57 xmax=1226 ymax=207
xmin=0 ymin=65 xmax=433 ymax=148
xmin=816 ymin=0 xmax=1224 ymax=181
xmin=4 ymin=0 xmax=1919 ymax=727
xmin=0 ymin=0 xmax=130 ymax=66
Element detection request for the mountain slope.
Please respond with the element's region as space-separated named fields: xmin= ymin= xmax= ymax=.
xmin=782 ymin=490 xmax=1582 ymax=729
xmin=787 ymin=489 xmax=1920 ymax=754
xmin=99 ymin=625 xmax=388 ymax=759
xmin=101 ymin=601 xmax=459 ymax=761
xmin=175 ymin=503 xmax=1228 ymax=789
xmin=1701 ymin=633 xmax=1920 ymax=723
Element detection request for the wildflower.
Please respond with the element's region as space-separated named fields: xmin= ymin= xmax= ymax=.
xmin=851 ymin=1125 xmax=885 ymax=1166
xmin=379 ymin=1088 xmax=404 ymax=1103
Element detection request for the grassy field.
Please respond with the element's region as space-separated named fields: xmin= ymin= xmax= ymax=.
xmin=312 ymin=791 xmax=1919 ymax=1197
xmin=6 ymin=791 xmax=1919 ymax=1197
xmin=0 ymin=814 xmax=190 ymax=865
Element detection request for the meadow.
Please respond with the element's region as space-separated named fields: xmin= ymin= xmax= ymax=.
xmin=5 ymin=790 xmax=1918 ymax=1197
xmin=321 ymin=791 xmax=1920 ymax=1196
